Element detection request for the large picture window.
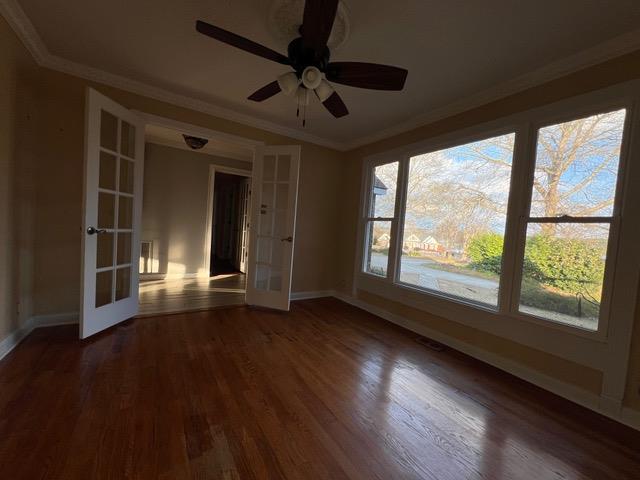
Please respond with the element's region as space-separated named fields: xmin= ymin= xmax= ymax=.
xmin=360 ymin=101 xmax=632 ymax=335
xmin=398 ymin=133 xmax=515 ymax=306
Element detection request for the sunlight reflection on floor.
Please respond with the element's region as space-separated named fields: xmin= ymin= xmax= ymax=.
xmin=138 ymin=273 xmax=246 ymax=316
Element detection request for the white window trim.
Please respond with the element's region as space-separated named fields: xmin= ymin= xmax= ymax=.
xmin=355 ymin=80 xmax=640 ymax=410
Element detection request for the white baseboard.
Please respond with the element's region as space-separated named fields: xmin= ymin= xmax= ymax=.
xmin=290 ymin=290 xmax=335 ymax=301
xmin=0 ymin=317 xmax=35 ymax=362
xmin=333 ymin=292 xmax=640 ymax=431
xmin=0 ymin=312 xmax=79 ymax=362
xmin=31 ymin=312 xmax=79 ymax=327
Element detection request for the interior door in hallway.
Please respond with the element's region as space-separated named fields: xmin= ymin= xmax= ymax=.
xmin=238 ymin=177 xmax=251 ymax=274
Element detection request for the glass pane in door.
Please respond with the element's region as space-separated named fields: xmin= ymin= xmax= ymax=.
xmin=262 ymin=183 xmax=275 ymax=209
xmin=116 ymin=232 xmax=132 ymax=265
xmin=256 ymin=264 xmax=269 ymax=290
xmin=119 ymin=159 xmax=135 ymax=194
xmin=98 ymin=192 xmax=116 ymax=229
xmin=269 ymin=269 xmax=282 ymax=292
xmin=100 ymin=110 xmax=118 ymax=151
xmin=96 ymin=233 xmax=114 ymax=269
xmin=276 ymin=184 xmax=288 ymax=210
xmin=99 ymin=152 xmax=117 ymax=190
xmin=120 ymin=121 xmax=136 ymax=158
xmin=277 ymin=155 xmax=290 ymax=181
xmin=115 ymin=267 xmax=131 ymax=300
xmin=257 ymin=237 xmax=272 ymax=263
xmin=95 ymin=270 xmax=113 ymax=307
xmin=264 ymin=155 xmax=276 ymax=181
xmin=118 ymin=196 xmax=133 ymax=229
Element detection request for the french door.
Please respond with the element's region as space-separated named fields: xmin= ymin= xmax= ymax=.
xmin=238 ymin=178 xmax=251 ymax=273
xmin=80 ymin=88 xmax=144 ymax=338
xmin=246 ymin=146 xmax=301 ymax=311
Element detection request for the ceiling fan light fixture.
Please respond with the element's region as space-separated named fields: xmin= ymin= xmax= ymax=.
xmin=183 ymin=134 xmax=209 ymax=150
xmin=301 ymin=66 xmax=322 ymax=90
xmin=315 ymin=79 xmax=334 ymax=102
xmin=277 ymin=72 xmax=300 ymax=95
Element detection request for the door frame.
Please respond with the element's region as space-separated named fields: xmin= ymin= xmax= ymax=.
xmin=131 ymin=111 xmax=265 ymax=307
xmin=204 ymin=165 xmax=252 ymax=277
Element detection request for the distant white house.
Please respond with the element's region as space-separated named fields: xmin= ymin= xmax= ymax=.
xmin=375 ymin=232 xmax=391 ymax=248
xmin=403 ymin=234 xmax=422 ymax=250
xmin=403 ymin=234 xmax=441 ymax=252
xmin=421 ymin=236 xmax=440 ymax=251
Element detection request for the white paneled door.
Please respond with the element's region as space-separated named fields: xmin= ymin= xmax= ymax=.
xmin=246 ymin=146 xmax=301 ymax=311
xmin=80 ymin=88 xmax=144 ymax=338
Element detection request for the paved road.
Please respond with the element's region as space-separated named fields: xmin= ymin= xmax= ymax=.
xmin=369 ymin=253 xmax=598 ymax=328
xmin=369 ymin=252 xmax=499 ymax=303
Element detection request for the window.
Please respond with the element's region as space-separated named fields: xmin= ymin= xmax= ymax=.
xmin=359 ymin=101 xmax=633 ymax=335
xmin=398 ymin=133 xmax=515 ymax=306
xmin=517 ymin=109 xmax=626 ymax=330
xmin=363 ymin=161 xmax=399 ymax=277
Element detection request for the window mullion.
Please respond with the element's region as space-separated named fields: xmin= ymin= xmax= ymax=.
xmin=387 ymin=157 xmax=409 ymax=282
xmin=500 ymin=123 xmax=537 ymax=315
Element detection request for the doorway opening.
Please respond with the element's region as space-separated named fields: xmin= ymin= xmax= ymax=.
xmin=137 ymin=121 xmax=255 ymax=316
xmin=209 ymin=171 xmax=251 ymax=277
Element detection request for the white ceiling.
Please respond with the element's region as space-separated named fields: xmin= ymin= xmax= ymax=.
xmin=145 ymin=124 xmax=254 ymax=162
xmin=11 ymin=0 xmax=640 ymax=149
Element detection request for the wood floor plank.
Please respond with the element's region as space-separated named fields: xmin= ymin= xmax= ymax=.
xmin=138 ymin=274 xmax=246 ymax=317
xmin=0 ymin=297 xmax=639 ymax=479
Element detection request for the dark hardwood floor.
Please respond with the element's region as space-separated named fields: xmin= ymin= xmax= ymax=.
xmin=0 ymin=297 xmax=639 ymax=479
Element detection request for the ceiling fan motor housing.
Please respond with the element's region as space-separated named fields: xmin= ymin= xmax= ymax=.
xmin=287 ymin=37 xmax=330 ymax=73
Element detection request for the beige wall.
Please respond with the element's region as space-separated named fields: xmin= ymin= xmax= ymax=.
xmin=337 ymin=50 xmax=640 ymax=411
xmin=32 ymin=67 xmax=346 ymax=316
xmin=0 ymin=16 xmax=37 ymax=344
xmin=142 ymin=142 xmax=251 ymax=276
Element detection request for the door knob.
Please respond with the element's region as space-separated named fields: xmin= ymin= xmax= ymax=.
xmin=280 ymin=236 xmax=293 ymax=242
xmin=87 ymin=226 xmax=107 ymax=235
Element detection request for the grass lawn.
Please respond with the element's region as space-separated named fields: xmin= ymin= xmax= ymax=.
xmin=520 ymin=278 xmax=599 ymax=318
xmin=422 ymin=256 xmax=600 ymax=318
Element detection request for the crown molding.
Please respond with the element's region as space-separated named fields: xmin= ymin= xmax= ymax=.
xmin=0 ymin=0 xmax=47 ymax=63
xmin=0 ymin=0 xmax=344 ymax=150
xmin=3 ymin=0 xmax=640 ymax=153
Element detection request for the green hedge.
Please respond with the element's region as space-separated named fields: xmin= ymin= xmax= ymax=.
xmin=468 ymin=232 xmax=504 ymax=274
xmin=523 ymin=235 xmax=605 ymax=296
xmin=468 ymin=232 xmax=605 ymax=296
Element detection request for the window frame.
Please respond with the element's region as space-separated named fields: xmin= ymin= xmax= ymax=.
xmin=507 ymin=103 xmax=633 ymax=339
xmin=361 ymin=157 xmax=402 ymax=279
xmin=357 ymin=85 xmax=639 ymax=344
xmin=392 ymin=127 xmax=520 ymax=312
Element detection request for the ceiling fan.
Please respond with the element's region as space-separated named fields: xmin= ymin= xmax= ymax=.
xmin=195 ymin=0 xmax=408 ymax=121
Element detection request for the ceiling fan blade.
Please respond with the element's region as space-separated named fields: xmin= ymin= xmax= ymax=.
xmin=321 ymin=91 xmax=349 ymax=118
xmin=300 ymin=0 xmax=339 ymax=51
xmin=326 ymin=62 xmax=408 ymax=90
xmin=248 ymin=81 xmax=282 ymax=102
xmin=196 ymin=20 xmax=290 ymax=65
